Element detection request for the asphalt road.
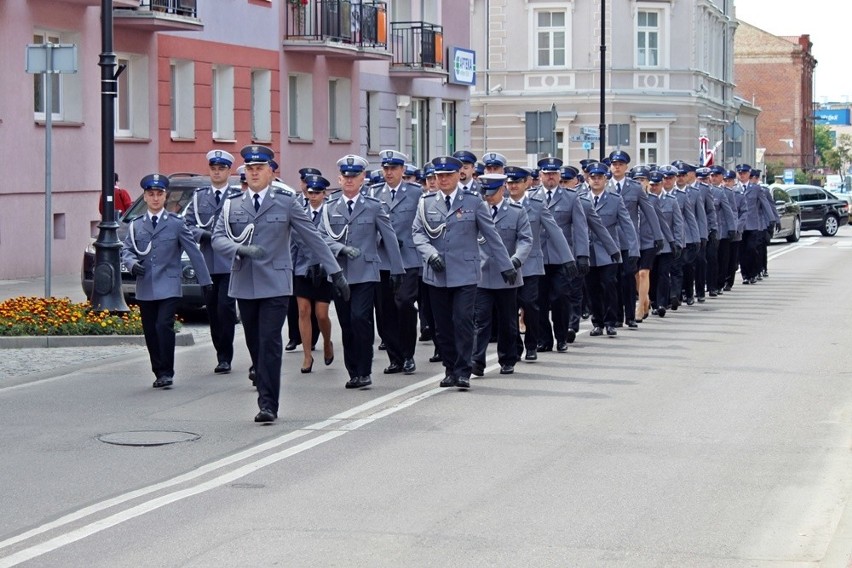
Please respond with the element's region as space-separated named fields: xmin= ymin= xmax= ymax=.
xmin=2 ymin=230 xmax=852 ymax=567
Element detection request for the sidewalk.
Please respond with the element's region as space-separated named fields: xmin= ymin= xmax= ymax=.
xmin=0 ymin=273 xmax=207 ymax=383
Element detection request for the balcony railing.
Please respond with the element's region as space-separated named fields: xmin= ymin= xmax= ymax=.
xmin=141 ymin=0 xmax=197 ymax=18
xmin=285 ymin=0 xmax=388 ymax=50
xmin=390 ymin=21 xmax=443 ymax=69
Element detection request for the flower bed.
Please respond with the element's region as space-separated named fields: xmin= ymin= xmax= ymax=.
xmin=0 ymin=296 xmax=144 ymax=336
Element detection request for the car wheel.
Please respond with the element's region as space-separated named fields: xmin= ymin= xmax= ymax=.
xmin=786 ymin=216 xmax=801 ymax=243
xmin=821 ymin=214 xmax=839 ymax=237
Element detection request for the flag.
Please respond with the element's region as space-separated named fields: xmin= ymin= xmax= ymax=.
xmin=699 ymin=136 xmax=721 ymax=167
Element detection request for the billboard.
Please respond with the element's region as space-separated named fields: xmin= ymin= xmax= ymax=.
xmin=448 ymin=46 xmax=476 ymax=86
xmin=815 ymin=109 xmax=851 ymax=126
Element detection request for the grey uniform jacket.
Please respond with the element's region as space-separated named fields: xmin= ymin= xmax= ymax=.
xmin=371 ymin=182 xmax=422 ymax=270
xmin=575 ymin=188 xmax=621 ymax=257
xmin=671 ymin=188 xmax=700 ymax=245
xmin=412 ymin=189 xmax=513 ymax=287
xmin=731 ymin=188 xmax=747 ymax=240
xmin=651 ymin=193 xmax=685 ymax=253
xmin=741 ymin=183 xmax=776 ymax=231
xmin=517 ymin=194 xmax=573 ymax=277
xmin=695 ymin=182 xmax=718 ymax=235
xmin=760 ymin=186 xmax=781 ymax=226
xmin=588 ymin=191 xmax=639 ymax=266
xmin=211 ymin=188 xmax=341 ymax=299
xmin=184 ymin=186 xmax=242 ymax=274
xmin=685 ymin=185 xmax=708 ymax=239
xmin=539 ymin=187 xmax=590 ymax=260
xmin=479 ymin=200 xmax=533 ymax=289
xmin=609 ymin=177 xmax=664 ymax=247
xmin=710 ymin=184 xmax=737 ymax=237
xmin=639 ymin=193 xmax=675 ymax=250
xmin=291 ymin=205 xmax=324 ymax=277
xmin=320 ymin=194 xmax=404 ymax=284
xmin=121 ymin=211 xmax=212 ymax=301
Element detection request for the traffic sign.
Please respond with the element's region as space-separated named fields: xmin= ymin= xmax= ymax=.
xmin=581 ymin=126 xmax=599 ymax=136
xmin=582 ymin=141 xmax=594 ymax=151
xmin=569 ymin=135 xmax=584 ymax=142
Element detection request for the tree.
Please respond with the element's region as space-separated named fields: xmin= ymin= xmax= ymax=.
xmin=814 ymin=124 xmax=834 ymax=167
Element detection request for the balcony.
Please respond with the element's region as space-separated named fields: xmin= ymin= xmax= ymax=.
xmin=389 ymin=21 xmax=445 ymax=78
xmin=113 ymin=0 xmax=203 ymax=32
xmin=54 ymin=0 xmax=140 ymax=6
xmin=283 ymin=0 xmax=391 ymax=61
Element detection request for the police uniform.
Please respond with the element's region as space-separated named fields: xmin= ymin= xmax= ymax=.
xmin=471 ymin=174 xmax=533 ymax=376
xmin=453 ymin=150 xmax=482 ymax=194
xmin=121 ymin=174 xmax=212 ymax=387
xmin=212 ymin=146 xmax=345 ymax=422
xmin=707 ymin=166 xmax=737 ymax=296
xmin=692 ymin=169 xmax=718 ymax=302
xmin=184 ymin=150 xmax=242 ymax=373
xmin=647 ymin=172 xmax=684 ymax=316
xmin=321 ymin=154 xmax=405 ymax=389
xmin=371 ymin=150 xmax=423 ymax=375
xmin=724 ymin=170 xmax=747 ymax=290
xmin=737 ymin=165 xmax=776 ymax=283
xmin=673 ymin=162 xmax=707 ymax=305
xmin=412 ymin=156 xmax=514 ymax=389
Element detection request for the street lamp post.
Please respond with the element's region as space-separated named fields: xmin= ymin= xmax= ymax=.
xmin=598 ymin=0 xmax=607 ymax=161
xmin=90 ymin=0 xmax=129 ymax=312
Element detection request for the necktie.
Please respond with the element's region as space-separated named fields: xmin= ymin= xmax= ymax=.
xmin=594 ymin=195 xmax=599 ymax=208
xmin=151 ymin=215 xmax=158 ymax=229
xmin=546 ymin=191 xmax=552 ymax=205
xmin=616 ymin=182 xmax=622 ymax=194
xmin=347 ymin=200 xmax=354 ymax=215
xmin=462 ymin=185 xmax=468 ymax=192
xmin=214 ymin=190 xmax=221 ymax=206
xmin=390 ymin=189 xmax=396 ymax=202
xmin=312 ymin=210 xmax=318 ymax=222
xmin=491 ymin=205 xmax=498 ymax=219
xmin=445 ymin=195 xmax=452 ymax=212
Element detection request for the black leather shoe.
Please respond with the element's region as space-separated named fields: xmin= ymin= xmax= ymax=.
xmin=723 ymin=284 xmax=732 ymax=291
xmin=762 ymin=270 xmax=769 ymax=278
xmin=383 ymin=363 xmax=403 ymax=374
xmin=418 ymin=327 xmax=433 ymax=341
xmin=686 ymin=297 xmax=695 ymax=305
xmin=626 ymin=320 xmax=639 ymax=328
xmin=248 ymin=366 xmax=256 ymax=385
xmin=606 ymin=325 xmax=617 ymax=336
xmin=708 ymin=290 xmax=718 ymax=297
xmin=499 ymin=364 xmax=514 ymax=375
xmin=581 ymin=310 xmax=590 ymax=319
xmin=651 ymin=308 xmax=659 ymax=316
xmin=471 ymin=362 xmax=485 ymax=377
xmin=697 ymin=296 xmax=706 ymax=303
xmin=345 ymin=375 xmax=372 ymax=389
xmin=525 ymin=350 xmax=537 ymax=361
xmin=756 ymin=274 xmax=763 ymax=281
xmin=556 ymin=341 xmax=568 ymax=352
xmin=537 ymin=344 xmax=553 ymax=352
xmin=403 ymin=358 xmax=416 ymax=374
xmin=152 ymin=375 xmax=173 ymax=388
xmin=254 ymin=409 xmax=276 ymax=423
xmin=657 ymin=307 xmax=666 ymax=318
xmin=590 ymin=326 xmax=603 ymax=337
xmin=214 ymin=362 xmax=231 ymax=374
xmin=615 ymin=322 xmax=624 ymax=328
xmin=749 ymin=277 xmax=757 ymax=284
xmin=285 ymin=339 xmax=298 ymax=351
xmin=439 ymin=375 xmax=456 ymax=387
xmin=455 ymin=376 xmax=470 ymax=389
xmin=429 ymin=351 xmax=442 ymax=363
xmin=378 ymin=342 xmax=387 ymax=350
xmin=566 ymin=329 xmax=576 ymax=344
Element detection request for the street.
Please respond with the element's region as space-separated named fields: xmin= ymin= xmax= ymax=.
xmin=1 ymin=230 xmax=852 ymax=567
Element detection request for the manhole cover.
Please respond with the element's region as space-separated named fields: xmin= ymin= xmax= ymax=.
xmin=98 ymin=430 xmax=201 ymax=447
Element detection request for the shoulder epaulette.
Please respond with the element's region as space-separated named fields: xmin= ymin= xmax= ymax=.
xmin=579 ymin=194 xmax=592 ymax=203
xmin=195 ymin=186 xmax=209 ymax=193
xmin=128 ymin=214 xmax=144 ymax=222
xmin=326 ymin=194 xmax=342 ymax=203
xmin=362 ymin=195 xmax=380 ymax=203
xmin=529 ymin=194 xmax=544 ymax=203
xmin=272 ymin=187 xmax=294 ymax=197
xmin=227 ymin=192 xmax=242 ymax=199
xmin=405 ymin=181 xmax=422 ymax=190
xmin=461 ymin=188 xmax=478 ymax=196
xmin=509 ymin=201 xmax=523 ymax=208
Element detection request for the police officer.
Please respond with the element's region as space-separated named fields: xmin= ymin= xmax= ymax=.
xmin=471 ymin=174 xmax=533 ymax=376
xmin=321 ymin=154 xmax=405 ymax=390
xmin=737 ymin=164 xmax=775 ymax=284
xmin=691 ymin=167 xmax=718 ymax=302
xmin=412 ymin=156 xmax=514 ymax=389
xmin=212 ymin=145 xmax=348 ymax=423
xmin=184 ymin=150 xmax=242 ymax=374
xmin=505 ymin=166 xmax=575 ymax=361
xmin=707 ymin=165 xmax=737 ymax=296
xmin=372 ymin=150 xmax=422 ymax=376
xmin=482 ymin=152 xmax=507 ymax=175
xmin=122 ymin=174 xmax=212 ymax=388
xmin=673 ymin=162 xmax=708 ymax=305
xmin=584 ymin=162 xmax=639 ymax=336
xmin=752 ymin=169 xmax=780 ymax=279
xmin=647 ymin=171 xmax=684 ymax=317
xmin=452 ymin=150 xmax=481 ymax=193
xmin=723 ymin=169 xmax=746 ymax=290
xmin=662 ymin=165 xmax=698 ymax=310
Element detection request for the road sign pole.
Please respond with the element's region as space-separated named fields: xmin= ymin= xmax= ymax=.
xmin=44 ymin=45 xmax=53 ymax=298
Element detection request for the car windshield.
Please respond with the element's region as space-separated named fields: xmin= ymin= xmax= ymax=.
xmin=122 ymin=187 xmax=197 ymax=221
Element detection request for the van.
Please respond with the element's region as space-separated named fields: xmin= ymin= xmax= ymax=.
xmin=825 ymin=174 xmax=844 ymax=193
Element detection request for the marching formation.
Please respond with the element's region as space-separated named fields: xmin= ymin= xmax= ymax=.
xmin=120 ymin=145 xmax=780 ymax=423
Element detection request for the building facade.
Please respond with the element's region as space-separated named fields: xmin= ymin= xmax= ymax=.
xmin=733 ymin=21 xmax=817 ymax=173
xmin=0 ymin=0 xmax=470 ymax=280
xmin=468 ymin=0 xmax=757 ymax=170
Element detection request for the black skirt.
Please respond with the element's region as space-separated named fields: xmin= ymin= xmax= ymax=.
xmin=638 ymin=248 xmax=657 ymax=270
xmin=293 ymin=275 xmax=333 ymax=303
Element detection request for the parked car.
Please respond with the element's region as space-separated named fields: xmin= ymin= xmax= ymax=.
xmin=768 ymin=185 xmax=801 ymax=242
xmin=81 ymin=173 xmax=241 ymax=310
xmin=775 ymin=184 xmax=849 ymax=237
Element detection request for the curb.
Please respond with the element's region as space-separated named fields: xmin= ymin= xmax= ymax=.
xmin=0 ymin=331 xmax=194 ymax=348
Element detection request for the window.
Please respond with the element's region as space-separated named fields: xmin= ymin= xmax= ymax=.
xmin=535 ymin=10 xmax=567 ymax=68
xmin=637 ymin=10 xmax=660 ymax=67
xmin=328 ymin=77 xmax=352 ymax=140
xmin=212 ymin=65 xmax=235 ymax=140
xmin=115 ymin=53 xmax=150 ymax=139
xmin=638 ymin=130 xmax=659 ymax=164
xmin=32 ymin=30 xmax=83 ymax=123
xmin=410 ymin=98 xmax=429 ymax=166
xmin=170 ymin=59 xmax=195 ymax=139
xmin=441 ymin=101 xmax=456 ymax=155
xmin=288 ymin=73 xmax=313 ymax=140
xmin=251 ymin=69 xmax=272 ymax=142
xmin=366 ymin=91 xmax=381 ymax=152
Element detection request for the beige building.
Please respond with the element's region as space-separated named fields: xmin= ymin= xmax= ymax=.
xmin=468 ymin=0 xmax=758 ymax=169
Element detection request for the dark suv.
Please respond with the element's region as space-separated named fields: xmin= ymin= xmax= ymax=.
xmin=81 ymin=173 xmax=241 ymax=310
xmin=780 ymin=184 xmax=849 ymax=236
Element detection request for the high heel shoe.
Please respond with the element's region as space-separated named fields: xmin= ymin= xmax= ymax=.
xmin=301 ymin=357 xmax=314 ymax=374
xmin=324 ymin=342 xmax=334 ymax=366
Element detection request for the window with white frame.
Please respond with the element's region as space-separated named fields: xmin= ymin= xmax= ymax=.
xmin=212 ymin=65 xmax=235 ymax=140
xmin=251 ymin=69 xmax=272 ymax=142
xmin=115 ymin=53 xmax=149 ymax=139
xmin=441 ymin=101 xmax=456 ymax=155
xmin=638 ymin=130 xmax=660 ymax=164
xmin=32 ymin=30 xmax=83 ymax=123
xmin=288 ymin=73 xmax=313 ymax=140
xmin=409 ymin=98 xmax=429 ymax=166
xmin=328 ymin=77 xmax=352 ymax=141
xmin=534 ymin=10 xmax=568 ymax=68
xmin=170 ymin=59 xmax=195 ymax=139
xmin=366 ymin=91 xmax=381 ymax=152
xmin=637 ymin=10 xmax=660 ymax=67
